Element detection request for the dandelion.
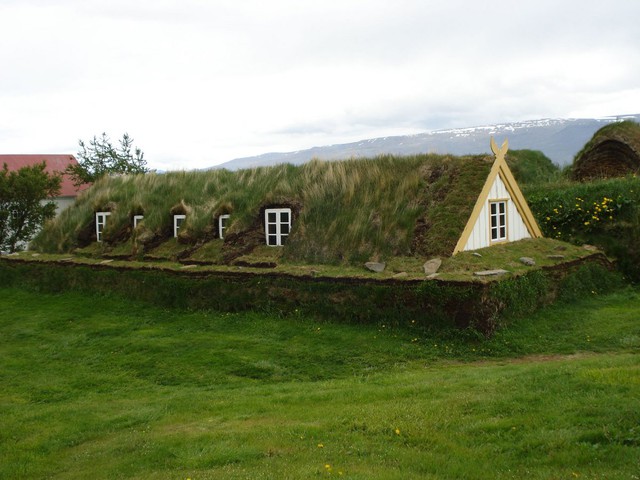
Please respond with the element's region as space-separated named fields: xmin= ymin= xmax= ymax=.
xmin=395 ymin=428 xmax=401 ymax=435
xmin=317 ymin=443 xmax=324 ymax=448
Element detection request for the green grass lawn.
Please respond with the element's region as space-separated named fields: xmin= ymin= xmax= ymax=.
xmin=1 ymin=287 xmax=638 ymax=479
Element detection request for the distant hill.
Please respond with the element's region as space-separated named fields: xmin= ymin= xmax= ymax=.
xmin=216 ymin=115 xmax=640 ymax=170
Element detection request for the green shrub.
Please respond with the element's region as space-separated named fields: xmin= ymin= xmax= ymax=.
xmin=526 ymin=176 xmax=640 ymax=281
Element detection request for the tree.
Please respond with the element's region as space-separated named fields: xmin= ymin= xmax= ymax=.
xmin=67 ymin=132 xmax=149 ymax=186
xmin=0 ymin=162 xmax=61 ymax=253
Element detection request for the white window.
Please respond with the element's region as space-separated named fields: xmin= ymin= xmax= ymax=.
xmin=174 ymin=214 xmax=186 ymax=238
xmin=264 ymin=208 xmax=291 ymax=246
xmin=489 ymin=201 xmax=507 ymax=242
xmin=218 ymin=214 xmax=230 ymax=239
xmin=96 ymin=212 xmax=111 ymax=242
xmin=133 ymin=215 xmax=144 ymax=228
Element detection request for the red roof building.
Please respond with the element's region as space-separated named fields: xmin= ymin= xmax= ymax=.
xmin=0 ymin=154 xmax=91 ymax=213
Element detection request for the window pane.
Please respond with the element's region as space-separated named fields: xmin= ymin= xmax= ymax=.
xmin=281 ymin=224 xmax=290 ymax=234
xmin=268 ymin=235 xmax=277 ymax=246
xmin=268 ymin=224 xmax=277 ymax=234
xmin=268 ymin=212 xmax=276 ymax=222
xmin=490 ymin=203 xmax=497 ymax=215
xmin=280 ymin=211 xmax=289 ymax=222
xmin=500 ymin=227 xmax=506 ymax=238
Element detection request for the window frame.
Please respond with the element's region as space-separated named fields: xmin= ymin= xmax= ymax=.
xmin=96 ymin=211 xmax=111 ymax=243
xmin=133 ymin=215 xmax=144 ymax=229
xmin=489 ymin=200 xmax=508 ymax=243
xmin=218 ymin=214 xmax=230 ymax=239
xmin=264 ymin=208 xmax=292 ymax=247
xmin=173 ymin=214 xmax=186 ymax=238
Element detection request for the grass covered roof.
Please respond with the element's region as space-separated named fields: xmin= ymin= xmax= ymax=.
xmin=33 ymin=153 xmax=494 ymax=265
xmin=572 ymin=120 xmax=640 ymax=181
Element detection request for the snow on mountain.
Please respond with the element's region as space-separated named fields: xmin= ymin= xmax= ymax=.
xmin=215 ymin=115 xmax=640 ymax=171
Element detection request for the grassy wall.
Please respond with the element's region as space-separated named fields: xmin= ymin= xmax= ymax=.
xmin=0 ymin=255 xmax=622 ymax=335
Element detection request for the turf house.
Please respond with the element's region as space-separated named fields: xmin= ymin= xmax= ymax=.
xmin=572 ymin=120 xmax=640 ymax=181
xmin=32 ymin=137 xmax=542 ymax=267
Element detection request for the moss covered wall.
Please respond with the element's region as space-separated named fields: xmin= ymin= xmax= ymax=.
xmin=0 ymin=254 xmax=620 ymax=335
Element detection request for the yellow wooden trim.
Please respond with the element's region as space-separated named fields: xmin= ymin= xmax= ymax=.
xmin=496 ymin=161 xmax=543 ymax=238
xmin=452 ymin=137 xmax=543 ymax=255
xmin=453 ymin=156 xmax=501 ymax=254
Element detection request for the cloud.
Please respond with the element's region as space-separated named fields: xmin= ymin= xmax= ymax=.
xmin=0 ymin=0 xmax=639 ymax=169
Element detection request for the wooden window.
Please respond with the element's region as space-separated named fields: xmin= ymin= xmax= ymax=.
xmin=489 ymin=201 xmax=507 ymax=242
xmin=264 ymin=208 xmax=291 ymax=246
xmin=96 ymin=212 xmax=111 ymax=242
xmin=174 ymin=214 xmax=186 ymax=238
xmin=133 ymin=215 xmax=144 ymax=228
xmin=218 ymin=214 xmax=230 ymax=239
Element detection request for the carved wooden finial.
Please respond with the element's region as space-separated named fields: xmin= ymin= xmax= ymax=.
xmin=490 ymin=136 xmax=509 ymax=161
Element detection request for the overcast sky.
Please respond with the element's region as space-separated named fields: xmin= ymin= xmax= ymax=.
xmin=1 ymin=0 xmax=639 ymax=171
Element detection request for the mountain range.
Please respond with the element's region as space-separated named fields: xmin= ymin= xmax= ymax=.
xmin=216 ymin=114 xmax=640 ymax=170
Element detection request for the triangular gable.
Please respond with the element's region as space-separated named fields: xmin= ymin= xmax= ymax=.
xmin=452 ymin=138 xmax=542 ymax=254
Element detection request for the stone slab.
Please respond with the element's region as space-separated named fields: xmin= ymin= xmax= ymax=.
xmin=473 ymin=269 xmax=509 ymax=277
xmin=365 ymin=261 xmax=386 ymax=273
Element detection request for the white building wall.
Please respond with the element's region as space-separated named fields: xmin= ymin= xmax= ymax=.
xmin=462 ymin=174 xmax=532 ymax=252
xmin=52 ymin=196 xmax=76 ymax=216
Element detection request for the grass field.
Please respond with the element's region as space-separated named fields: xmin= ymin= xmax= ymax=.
xmin=1 ymin=287 xmax=639 ymax=479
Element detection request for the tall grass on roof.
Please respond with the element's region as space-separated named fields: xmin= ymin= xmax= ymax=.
xmin=33 ymin=154 xmax=492 ymax=264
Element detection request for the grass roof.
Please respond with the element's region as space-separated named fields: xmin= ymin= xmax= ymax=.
xmin=33 ymin=153 xmax=493 ymax=265
xmin=572 ymin=120 xmax=640 ymax=180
